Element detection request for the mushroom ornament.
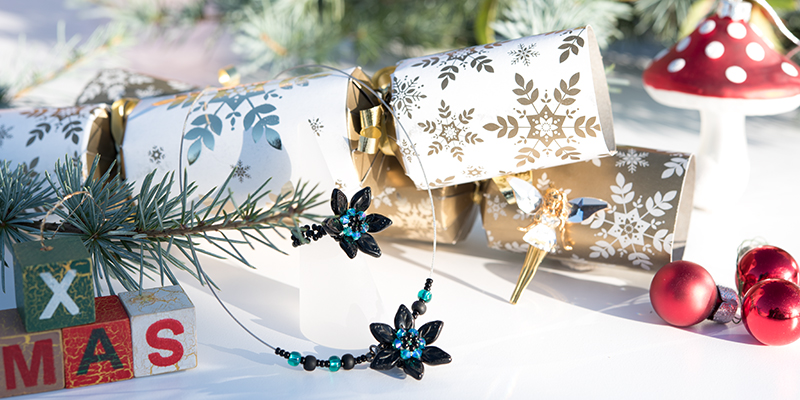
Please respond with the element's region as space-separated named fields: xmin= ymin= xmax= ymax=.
xmin=643 ymin=0 xmax=800 ymax=211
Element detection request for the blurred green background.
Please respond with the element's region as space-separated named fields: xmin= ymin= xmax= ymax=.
xmin=3 ymin=0 xmax=800 ymax=105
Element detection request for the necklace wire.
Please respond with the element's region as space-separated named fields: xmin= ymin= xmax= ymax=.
xmin=176 ymin=64 xmax=439 ymax=354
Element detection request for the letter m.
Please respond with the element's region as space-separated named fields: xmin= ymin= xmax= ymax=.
xmin=2 ymin=339 xmax=56 ymax=390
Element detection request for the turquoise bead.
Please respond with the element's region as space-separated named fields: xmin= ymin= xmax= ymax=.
xmin=418 ymin=289 xmax=432 ymax=303
xmin=288 ymin=352 xmax=302 ymax=367
xmin=329 ymin=356 xmax=341 ymax=372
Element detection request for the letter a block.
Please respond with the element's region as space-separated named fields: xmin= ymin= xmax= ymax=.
xmin=118 ymin=285 xmax=197 ymax=377
xmin=62 ymin=296 xmax=134 ymax=388
xmin=0 ymin=308 xmax=64 ymax=397
xmin=12 ymin=237 xmax=95 ymax=333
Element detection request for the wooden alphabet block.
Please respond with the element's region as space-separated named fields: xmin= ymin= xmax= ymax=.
xmin=12 ymin=237 xmax=95 ymax=333
xmin=118 ymin=286 xmax=197 ymax=377
xmin=62 ymin=296 xmax=134 ymax=388
xmin=0 ymin=308 xmax=64 ymax=397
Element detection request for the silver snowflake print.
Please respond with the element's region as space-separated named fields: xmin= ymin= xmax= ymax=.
xmin=508 ymin=43 xmax=539 ymax=66
xmin=149 ymin=146 xmax=165 ymax=164
xmin=615 ymin=148 xmax=649 ymax=173
xmin=0 ymin=125 xmax=12 ymax=147
xmin=392 ymin=76 xmax=427 ymax=119
xmin=308 ymin=118 xmax=324 ymax=136
xmin=231 ymin=160 xmax=251 ymax=183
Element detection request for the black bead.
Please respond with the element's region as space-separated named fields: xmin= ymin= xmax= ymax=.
xmin=304 ymin=355 xmax=317 ymax=371
xmin=342 ymin=354 xmax=355 ymax=370
xmin=412 ymin=300 xmax=427 ymax=316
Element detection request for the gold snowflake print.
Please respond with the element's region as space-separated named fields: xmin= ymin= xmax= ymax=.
xmin=418 ymin=100 xmax=482 ymax=162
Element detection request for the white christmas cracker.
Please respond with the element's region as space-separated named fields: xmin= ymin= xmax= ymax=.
xmin=390 ymin=26 xmax=615 ymax=189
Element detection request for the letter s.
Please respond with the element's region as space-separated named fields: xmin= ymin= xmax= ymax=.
xmin=146 ymin=319 xmax=184 ymax=367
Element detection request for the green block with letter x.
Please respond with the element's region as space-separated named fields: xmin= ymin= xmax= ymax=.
xmin=12 ymin=237 xmax=95 ymax=333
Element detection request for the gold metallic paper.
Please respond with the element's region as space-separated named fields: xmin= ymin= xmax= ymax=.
xmin=481 ymin=146 xmax=695 ymax=271
xmin=353 ymin=152 xmax=478 ymax=244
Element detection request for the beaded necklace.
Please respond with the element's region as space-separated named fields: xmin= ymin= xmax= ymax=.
xmin=181 ymin=66 xmax=450 ymax=380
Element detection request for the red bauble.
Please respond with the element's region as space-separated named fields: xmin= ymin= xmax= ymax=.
xmin=742 ymin=279 xmax=800 ymax=346
xmin=650 ymin=261 xmax=718 ymax=327
xmin=737 ymin=245 xmax=799 ymax=297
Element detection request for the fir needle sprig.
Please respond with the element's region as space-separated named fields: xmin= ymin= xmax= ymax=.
xmin=0 ymin=157 xmax=325 ymax=295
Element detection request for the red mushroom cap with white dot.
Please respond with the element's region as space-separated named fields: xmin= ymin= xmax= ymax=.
xmin=643 ymin=4 xmax=800 ymax=115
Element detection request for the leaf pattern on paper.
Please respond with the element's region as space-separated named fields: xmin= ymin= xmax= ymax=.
xmin=410 ymin=42 xmax=503 ymax=90
xmin=177 ymin=83 xmax=286 ymax=165
xmin=483 ymin=72 xmax=600 ymax=169
xmin=581 ymin=172 xmax=677 ymax=270
xmin=662 ymin=156 xmax=689 ymax=179
xmin=21 ymin=106 xmax=87 ymax=147
xmin=558 ymin=29 xmax=586 ymax=63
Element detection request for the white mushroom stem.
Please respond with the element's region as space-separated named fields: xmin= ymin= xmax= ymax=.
xmin=695 ymin=109 xmax=749 ymax=211
xmin=644 ymin=85 xmax=800 ymax=211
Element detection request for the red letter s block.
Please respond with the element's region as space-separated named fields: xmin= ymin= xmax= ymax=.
xmin=146 ymin=319 xmax=184 ymax=367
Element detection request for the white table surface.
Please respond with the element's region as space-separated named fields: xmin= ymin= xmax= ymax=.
xmin=3 ymin=2 xmax=800 ymax=399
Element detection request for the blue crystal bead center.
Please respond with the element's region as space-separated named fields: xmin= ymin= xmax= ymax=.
xmin=393 ymin=328 xmax=426 ymax=360
xmin=340 ymin=208 xmax=369 ymax=240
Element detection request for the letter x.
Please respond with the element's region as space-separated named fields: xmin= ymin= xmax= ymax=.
xmin=39 ymin=270 xmax=80 ymax=319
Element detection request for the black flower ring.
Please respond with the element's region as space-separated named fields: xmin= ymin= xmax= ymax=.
xmin=369 ymin=305 xmax=451 ymax=380
xmin=323 ymin=187 xmax=392 ymax=259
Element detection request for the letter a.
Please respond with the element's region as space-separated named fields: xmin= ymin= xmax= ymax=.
xmin=77 ymin=328 xmax=124 ymax=375
xmin=39 ymin=270 xmax=80 ymax=320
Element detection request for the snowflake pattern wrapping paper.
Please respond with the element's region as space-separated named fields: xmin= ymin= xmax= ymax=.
xmin=481 ymin=146 xmax=695 ymax=271
xmin=391 ymin=26 xmax=615 ymax=189
xmin=117 ymin=69 xmax=367 ymax=205
xmin=351 ymin=152 xmax=478 ymax=244
xmin=0 ymin=105 xmax=114 ymax=179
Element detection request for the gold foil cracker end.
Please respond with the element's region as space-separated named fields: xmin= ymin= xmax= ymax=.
xmin=371 ymin=66 xmax=396 ymax=98
xmin=357 ymin=105 xmax=384 ymax=154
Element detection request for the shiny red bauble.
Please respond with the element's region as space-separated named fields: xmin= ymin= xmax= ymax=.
xmin=742 ymin=279 xmax=800 ymax=346
xmin=737 ymin=245 xmax=799 ymax=297
xmin=650 ymin=261 xmax=718 ymax=327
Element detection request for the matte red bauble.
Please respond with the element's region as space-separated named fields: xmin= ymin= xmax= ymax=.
xmin=737 ymin=245 xmax=799 ymax=297
xmin=742 ymin=279 xmax=800 ymax=346
xmin=650 ymin=261 xmax=718 ymax=327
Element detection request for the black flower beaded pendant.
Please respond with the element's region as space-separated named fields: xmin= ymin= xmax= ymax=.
xmin=369 ymin=280 xmax=451 ymax=380
xmin=323 ymin=187 xmax=392 ymax=259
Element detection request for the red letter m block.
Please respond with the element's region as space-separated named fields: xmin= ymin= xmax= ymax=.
xmin=3 ymin=340 xmax=55 ymax=389
xmin=0 ymin=309 xmax=64 ymax=397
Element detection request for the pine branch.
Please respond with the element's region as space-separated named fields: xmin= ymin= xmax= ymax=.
xmin=0 ymin=157 xmax=326 ymax=294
